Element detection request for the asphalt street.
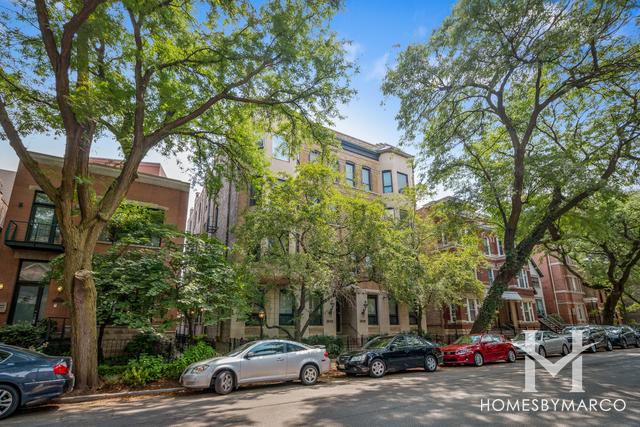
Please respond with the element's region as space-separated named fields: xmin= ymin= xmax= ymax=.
xmin=7 ymin=347 xmax=640 ymax=426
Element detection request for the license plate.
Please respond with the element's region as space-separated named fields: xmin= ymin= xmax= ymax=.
xmin=338 ymin=364 xmax=345 ymax=369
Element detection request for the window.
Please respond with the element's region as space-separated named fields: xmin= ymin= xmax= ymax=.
xmin=465 ymin=298 xmax=479 ymax=322
xmin=483 ymin=237 xmax=492 ymax=255
xmin=448 ymin=304 xmax=457 ymax=322
xmin=536 ymin=298 xmax=545 ymax=316
xmin=575 ymin=305 xmax=587 ymax=322
xmin=309 ymin=150 xmax=320 ymax=162
xmin=382 ymin=170 xmax=393 ymax=193
xmin=345 ymin=162 xmax=355 ymax=187
xmin=27 ymin=191 xmax=60 ymax=244
xmin=516 ymin=270 xmax=529 ymax=288
xmin=272 ymin=135 xmax=289 ymax=161
xmin=250 ymin=341 xmax=285 ymax=356
xmin=496 ymin=238 xmax=504 ymax=256
xmin=392 ymin=335 xmax=408 ymax=348
xmin=0 ymin=350 xmax=10 ymax=363
xmin=10 ymin=260 xmax=51 ymax=325
xmin=361 ymin=167 xmax=371 ymax=191
xmin=397 ymin=172 xmax=409 ymax=193
xmin=567 ymin=276 xmax=580 ymax=291
xmin=308 ymin=294 xmax=323 ymax=326
xmin=405 ymin=335 xmax=423 ymax=347
xmin=100 ymin=203 xmax=165 ymax=247
xmin=385 ymin=207 xmax=396 ymax=219
xmin=279 ymin=290 xmax=295 ymax=326
xmin=249 ymin=185 xmax=258 ymax=206
xmin=367 ymin=294 xmax=378 ymax=325
xmin=388 ymin=298 xmax=399 ymax=325
xmin=487 ymin=269 xmax=495 ymax=285
xmin=286 ymin=343 xmax=305 ymax=353
xmin=521 ymin=302 xmax=535 ymax=322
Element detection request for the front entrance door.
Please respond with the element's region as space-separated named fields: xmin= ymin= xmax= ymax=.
xmin=9 ymin=260 xmax=51 ymax=324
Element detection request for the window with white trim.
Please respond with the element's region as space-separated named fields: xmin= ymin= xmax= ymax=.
xmin=465 ymin=298 xmax=479 ymax=322
xmin=516 ymin=269 xmax=529 ymax=288
xmin=448 ymin=304 xmax=457 ymax=322
xmin=483 ymin=237 xmax=492 ymax=255
xmin=496 ymin=238 xmax=504 ymax=256
xmin=521 ymin=302 xmax=535 ymax=322
xmin=487 ymin=269 xmax=495 ymax=285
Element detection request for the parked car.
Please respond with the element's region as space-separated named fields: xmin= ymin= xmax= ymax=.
xmin=180 ymin=339 xmax=330 ymax=394
xmin=604 ymin=325 xmax=640 ymax=349
xmin=511 ymin=330 xmax=570 ymax=357
xmin=561 ymin=325 xmax=613 ymax=352
xmin=440 ymin=334 xmax=516 ymax=367
xmin=0 ymin=343 xmax=74 ymax=420
xmin=336 ymin=334 xmax=443 ymax=378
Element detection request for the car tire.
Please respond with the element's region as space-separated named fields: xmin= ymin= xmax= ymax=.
xmin=620 ymin=338 xmax=627 ymax=349
xmin=369 ymin=358 xmax=386 ymax=378
xmin=300 ymin=364 xmax=319 ymax=386
xmin=424 ymin=354 xmax=438 ymax=372
xmin=0 ymin=384 xmax=19 ymax=420
xmin=538 ymin=346 xmax=546 ymax=358
xmin=473 ymin=352 xmax=484 ymax=367
xmin=605 ymin=339 xmax=613 ymax=352
xmin=561 ymin=345 xmax=569 ymax=356
xmin=635 ymin=338 xmax=640 ymax=349
xmin=213 ymin=370 xmax=235 ymax=395
xmin=506 ymin=349 xmax=516 ymax=363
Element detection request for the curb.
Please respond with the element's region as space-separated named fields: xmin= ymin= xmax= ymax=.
xmin=53 ymin=387 xmax=186 ymax=404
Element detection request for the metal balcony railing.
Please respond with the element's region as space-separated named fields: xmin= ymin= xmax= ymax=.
xmin=4 ymin=220 xmax=63 ymax=251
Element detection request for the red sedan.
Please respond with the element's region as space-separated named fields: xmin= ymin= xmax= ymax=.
xmin=441 ymin=334 xmax=517 ymax=367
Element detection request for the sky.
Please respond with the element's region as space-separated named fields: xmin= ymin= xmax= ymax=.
xmin=0 ymin=0 xmax=457 ymax=205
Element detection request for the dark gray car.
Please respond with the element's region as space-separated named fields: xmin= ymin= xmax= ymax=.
xmin=0 ymin=343 xmax=74 ymax=419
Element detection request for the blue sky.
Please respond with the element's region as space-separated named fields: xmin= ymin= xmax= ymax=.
xmin=0 ymin=0 xmax=456 ymax=185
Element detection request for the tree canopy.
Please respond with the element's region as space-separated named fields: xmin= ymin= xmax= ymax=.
xmin=383 ymin=0 xmax=640 ymax=331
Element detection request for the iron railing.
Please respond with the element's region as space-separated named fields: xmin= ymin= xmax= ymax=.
xmin=4 ymin=220 xmax=63 ymax=250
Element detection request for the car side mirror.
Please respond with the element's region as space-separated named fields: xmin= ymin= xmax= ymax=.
xmin=245 ymin=352 xmax=256 ymax=359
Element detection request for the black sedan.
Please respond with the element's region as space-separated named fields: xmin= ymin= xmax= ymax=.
xmin=604 ymin=325 xmax=640 ymax=349
xmin=562 ymin=325 xmax=613 ymax=353
xmin=0 ymin=343 xmax=74 ymax=420
xmin=336 ymin=334 xmax=443 ymax=378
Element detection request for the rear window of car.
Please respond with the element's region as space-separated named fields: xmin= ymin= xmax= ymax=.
xmin=0 ymin=350 xmax=11 ymax=363
xmin=287 ymin=343 xmax=306 ymax=352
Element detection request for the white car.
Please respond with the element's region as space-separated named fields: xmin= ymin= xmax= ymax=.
xmin=511 ymin=330 xmax=570 ymax=358
xmin=180 ymin=339 xmax=331 ymax=394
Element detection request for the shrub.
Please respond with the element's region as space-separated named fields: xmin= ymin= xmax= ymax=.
xmin=0 ymin=319 xmax=57 ymax=350
xmin=121 ymin=355 xmax=167 ymax=386
xmin=302 ymin=335 xmax=343 ymax=358
xmin=123 ymin=330 xmax=173 ymax=360
xmin=164 ymin=341 xmax=216 ymax=380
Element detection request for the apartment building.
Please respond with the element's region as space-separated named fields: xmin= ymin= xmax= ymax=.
xmin=188 ymin=131 xmax=419 ymax=341
xmin=0 ymin=152 xmax=189 ymax=327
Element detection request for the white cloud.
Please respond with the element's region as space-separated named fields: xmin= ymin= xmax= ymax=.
xmin=343 ymin=41 xmax=364 ymax=63
xmin=366 ymin=52 xmax=390 ymax=81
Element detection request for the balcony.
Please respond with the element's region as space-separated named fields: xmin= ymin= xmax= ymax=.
xmin=4 ymin=220 xmax=64 ymax=252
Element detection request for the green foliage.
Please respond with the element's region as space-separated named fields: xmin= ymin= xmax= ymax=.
xmin=123 ymin=330 xmax=174 ymax=360
xmin=0 ymin=320 xmax=55 ymax=350
xmin=302 ymin=335 xmax=344 ymax=358
xmin=236 ymin=163 xmax=393 ymax=339
xmin=121 ymin=355 xmax=168 ymax=387
xmin=164 ymin=341 xmax=217 ymax=380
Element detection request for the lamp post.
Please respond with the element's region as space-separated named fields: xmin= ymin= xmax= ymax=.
xmin=258 ymin=310 xmax=265 ymax=339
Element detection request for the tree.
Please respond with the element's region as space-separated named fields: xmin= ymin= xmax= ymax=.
xmin=236 ymin=163 xmax=392 ymax=340
xmin=383 ymin=0 xmax=640 ymax=332
xmin=168 ymin=234 xmax=249 ymax=339
xmin=545 ymin=192 xmax=640 ymax=324
xmin=0 ymin=0 xmax=353 ymax=389
xmin=381 ymin=191 xmax=485 ymax=334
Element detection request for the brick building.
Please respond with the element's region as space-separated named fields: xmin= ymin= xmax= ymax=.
xmin=0 ymin=152 xmax=189 ymax=328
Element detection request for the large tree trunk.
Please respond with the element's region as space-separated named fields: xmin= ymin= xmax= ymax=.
xmin=602 ymin=284 xmax=622 ymax=325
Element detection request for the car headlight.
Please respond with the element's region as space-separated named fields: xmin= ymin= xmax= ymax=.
xmin=190 ymin=364 xmax=210 ymax=374
xmin=456 ymin=349 xmax=471 ymax=355
xmin=350 ymin=354 xmax=366 ymax=363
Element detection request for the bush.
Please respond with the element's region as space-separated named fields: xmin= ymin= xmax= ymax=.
xmin=302 ymin=335 xmax=343 ymax=358
xmin=164 ymin=341 xmax=216 ymax=380
xmin=121 ymin=355 xmax=167 ymax=386
xmin=123 ymin=330 xmax=173 ymax=360
xmin=0 ymin=319 xmax=58 ymax=350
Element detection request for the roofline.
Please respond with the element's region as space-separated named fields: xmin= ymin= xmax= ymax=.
xmin=28 ymin=151 xmax=190 ymax=192
xmin=330 ymin=129 xmax=413 ymax=159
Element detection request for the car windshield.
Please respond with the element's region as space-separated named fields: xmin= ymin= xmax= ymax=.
xmin=453 ymin=335 xmax=481 ymax=345
xmin=562 ymin=326 xmax=587 ymax=334
xmin=363 ymin=336 xmax=394 ymax=349
xmin=226 ymin=341 xmax=255 ymax=357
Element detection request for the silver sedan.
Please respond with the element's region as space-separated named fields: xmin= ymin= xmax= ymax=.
xmin=180 ymin=339 xmax=331 ymax=394
xmin=511 ymin=330 xmax=570 ymax=358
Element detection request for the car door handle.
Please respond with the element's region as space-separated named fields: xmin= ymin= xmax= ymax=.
xmin=276 ymin=357 xmax=285 ymax=362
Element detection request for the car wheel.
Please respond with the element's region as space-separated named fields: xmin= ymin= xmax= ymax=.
xmin=473 ymin=352 xmax=484 ymax=367
xmin=213 ymin=370 xmax=235 ymax=395
xmin=300 ymin=364 xmax=319 ymax=386
xmin=506 ymin=349 xmax=516 ymax=363
xmin=561 ymin=344 xmax=569 ymax=356
xmin=620 ymin=338 xmax=627 ymax=349
xmin=0 ymin=384 xmax=19 ymax=420
xmin=424 ymin=354 xmax=438 ymax=372
xmin=635 ymin=338 xmax=640 ymax=349
xmin=538 ymin=346 xmax=546 ymax=358
xmin=605 ymin=339 xmax=613 ymax=352
xmin=369 ymin=359 xmax=386 ymax=378
xmin=589 ymin=340 xmax=597 ymax=353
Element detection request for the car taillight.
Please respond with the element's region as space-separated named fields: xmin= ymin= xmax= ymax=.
xmin=53 ymin=363 xmax=69 ymax=376
xmin=324 ymin=351 xmax=329 ymax=359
